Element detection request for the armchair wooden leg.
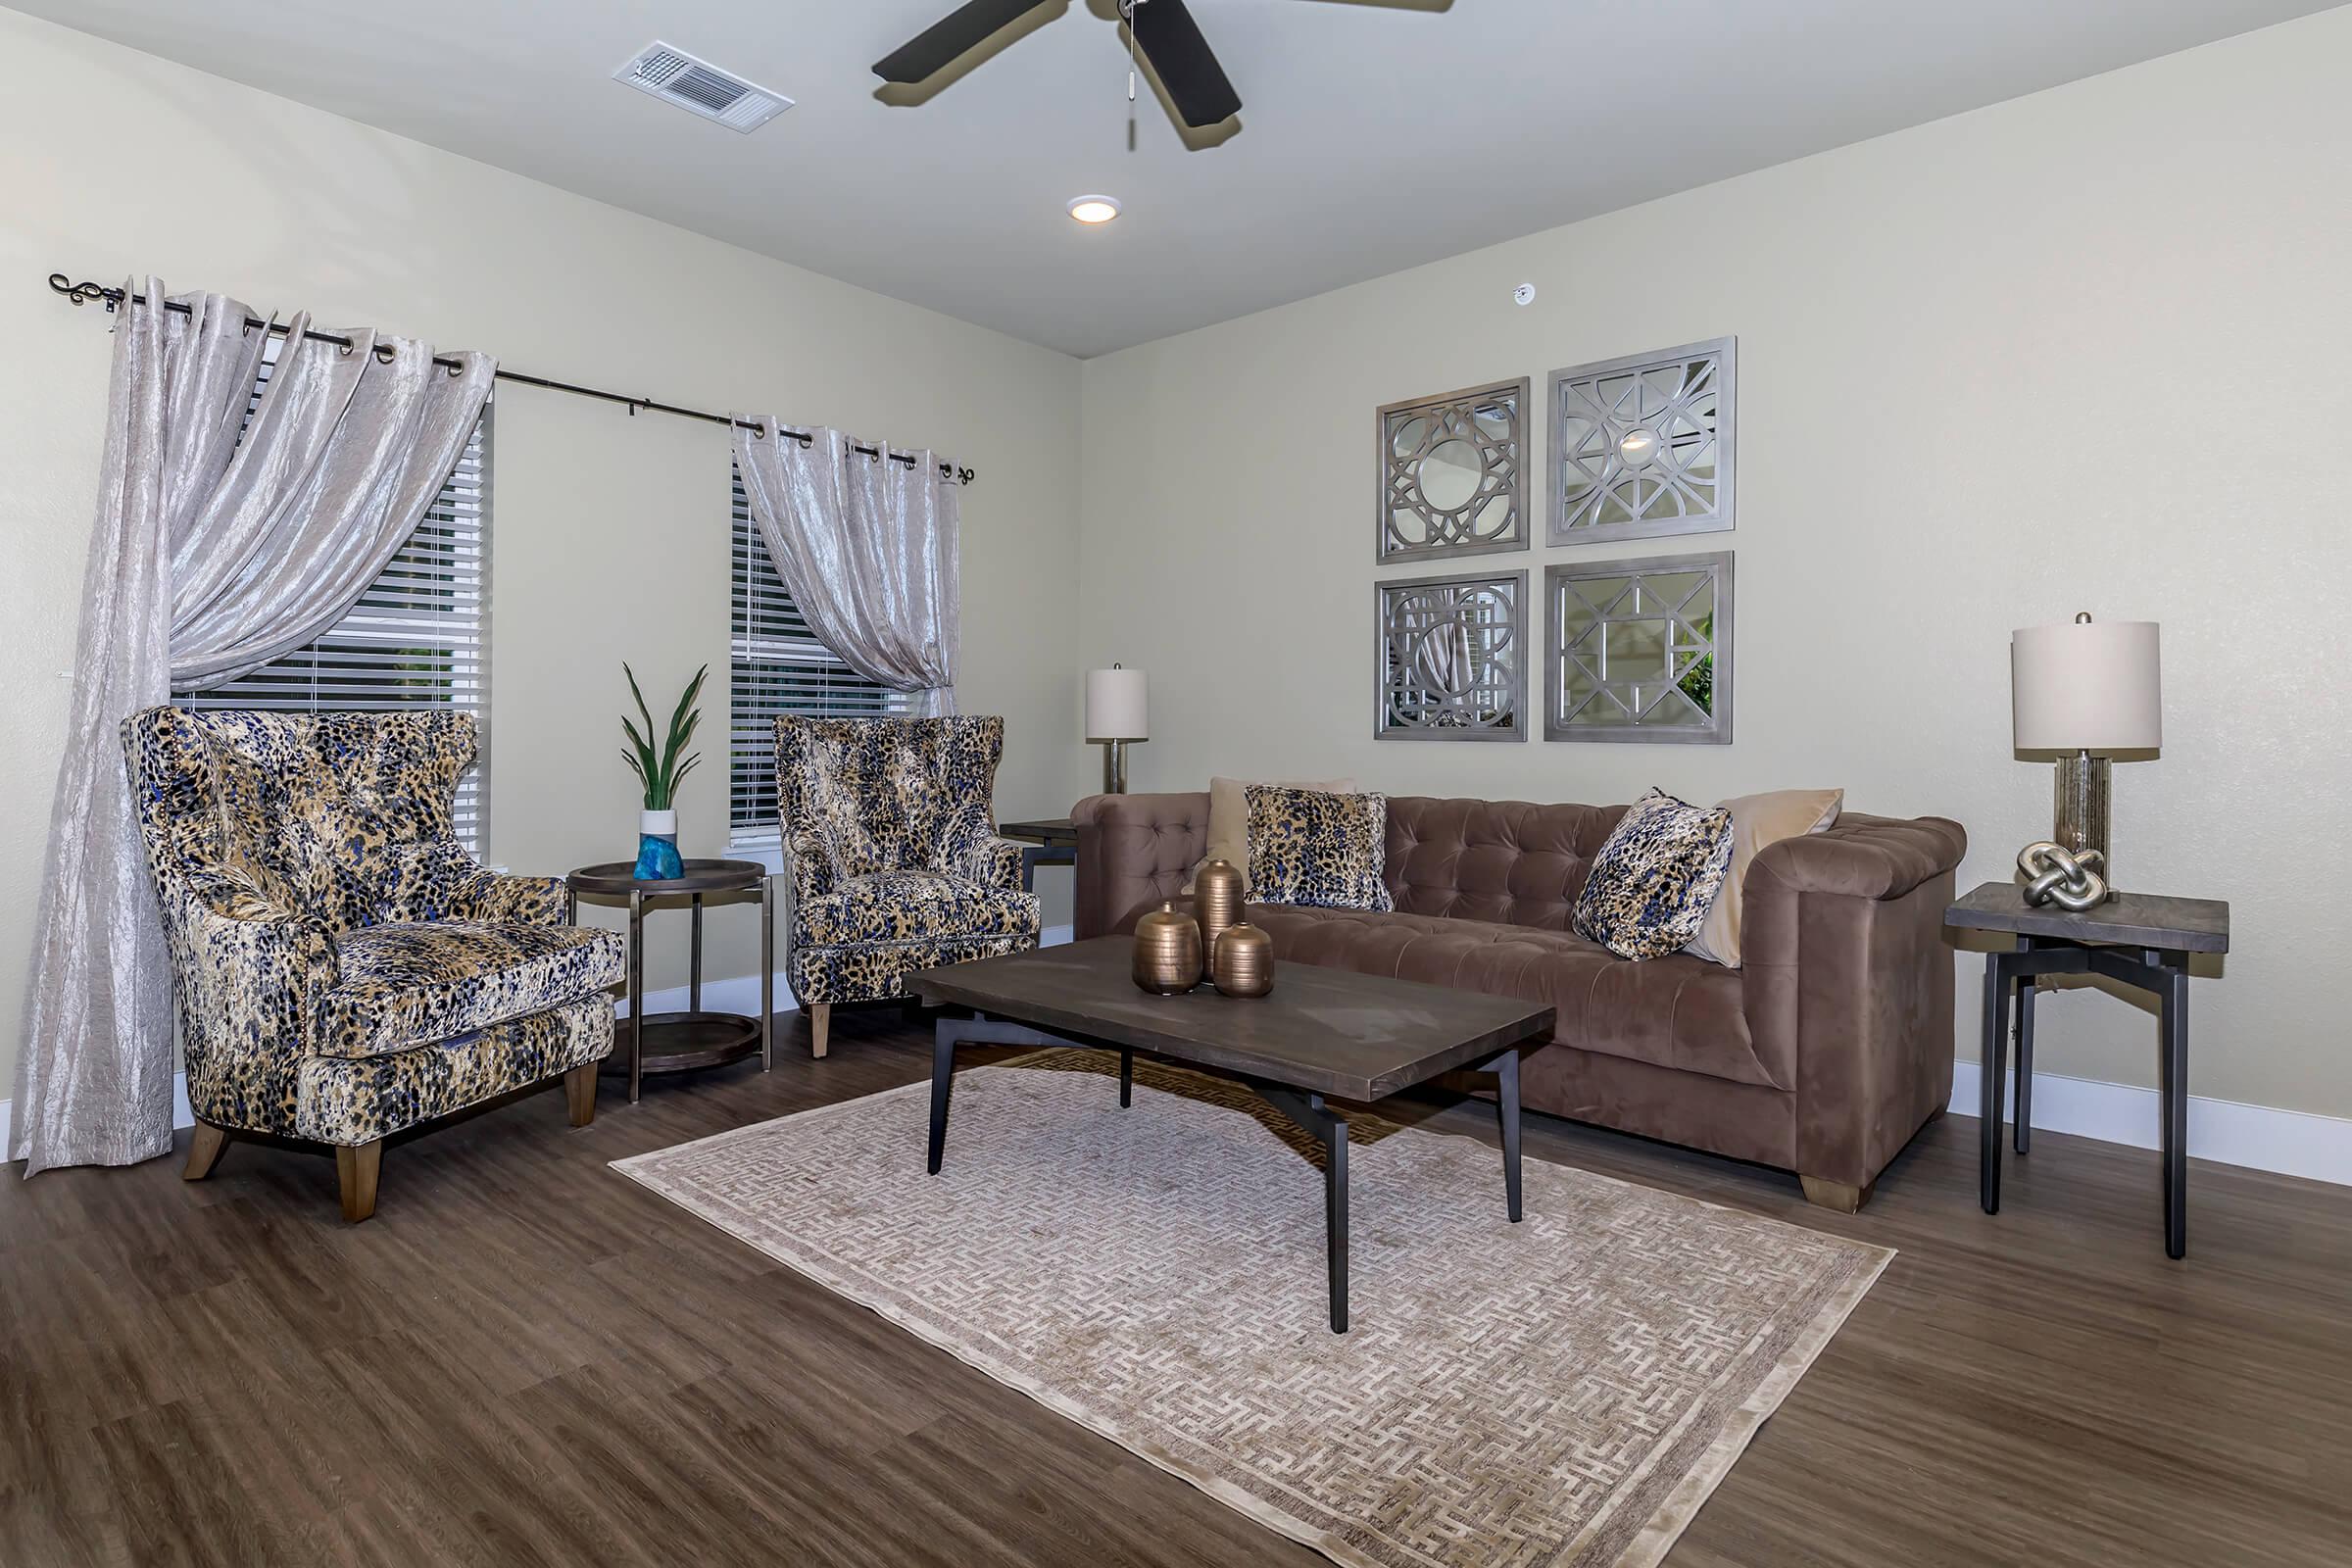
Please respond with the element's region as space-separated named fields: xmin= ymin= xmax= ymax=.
xmin=337 ymin=1141 xmax=383 ymax=1223
xmin=183 ymin=1120 xmax=230 ymax=1182
xmin=809 ymin=1004 xmax=831 ymax=1060
xmin=1799 ymin=1174 xmax=1875 ymax=1214
xmin=564 ymin=1061 xmax=598 ymax=1127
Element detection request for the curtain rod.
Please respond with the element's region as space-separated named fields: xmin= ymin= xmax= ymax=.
xmin=44 ymin=273 xmax=975 ymax=485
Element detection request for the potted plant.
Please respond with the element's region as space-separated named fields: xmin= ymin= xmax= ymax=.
xmin=622 ymin=662 xmax=706 ymax=881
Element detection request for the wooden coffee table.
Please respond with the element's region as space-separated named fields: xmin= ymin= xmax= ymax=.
xmin=915 ymin=937 xmax=1554 ymax=1332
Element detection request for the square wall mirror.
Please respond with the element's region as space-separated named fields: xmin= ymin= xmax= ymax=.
xmin=1544 ymin=552 xmax=1733 ymax=744
xmin=1376 ymin=377 xmax=1530 ymax=563
xmin=1548 ymin=338 xmax=1735 ymax=546
xmin=1376 ymin=569 xmax=1527 ymax=740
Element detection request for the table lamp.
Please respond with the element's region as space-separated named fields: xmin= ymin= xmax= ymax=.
xmin=2011 ymin=612 xmax=2161 ymax=892
xmin=1086 ymin=663 xmax=1148 ymax=794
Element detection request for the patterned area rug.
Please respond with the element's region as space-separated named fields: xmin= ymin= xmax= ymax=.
xmin=615 ymin=1053 xmax=1891 ymax=1568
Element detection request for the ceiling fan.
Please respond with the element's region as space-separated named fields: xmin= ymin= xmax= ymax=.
xmin=874 ymin=0 xmax=1244 ymax=128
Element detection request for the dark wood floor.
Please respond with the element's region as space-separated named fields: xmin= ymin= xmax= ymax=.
xmin=4 ymin=1009 xmax=2348 ymax=1567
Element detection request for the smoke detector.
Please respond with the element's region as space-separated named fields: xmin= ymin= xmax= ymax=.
xmin=613 ymin=42 xmax=793 ymax=132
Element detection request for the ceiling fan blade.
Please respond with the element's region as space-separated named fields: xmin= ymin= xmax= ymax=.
xmin=1130 ymin=0 xmax=1243 ymax=126
xmin=873 ymin=0 xmax=1060 ymax=83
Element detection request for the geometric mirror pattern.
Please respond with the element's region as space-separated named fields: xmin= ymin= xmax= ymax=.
xmin=1548 ymin=338 xmax=1736 ymax=547
xmin=1377 ymin=377 xmax=1530 ymax=563
xmin=1544 ymin=552 xmax=1733 ymax=744
xmin=1376 ymin=569 xmax=1527 ymax=740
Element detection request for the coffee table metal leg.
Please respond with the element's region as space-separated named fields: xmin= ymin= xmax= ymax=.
xmin=1322 ymin=1100 xmax=1349 ymax=1334
xmin=1119 ymin=1049 xmax=1133 ymax=1108
xmin=1488 ymin=1047 xmax=1523 ymax=1222
xmin=928 ymin=1018 xmax=957 ymax=1175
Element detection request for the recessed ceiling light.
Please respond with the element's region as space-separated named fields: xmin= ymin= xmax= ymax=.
xmin=1067 ymin=195 xmax=1121 ymax=225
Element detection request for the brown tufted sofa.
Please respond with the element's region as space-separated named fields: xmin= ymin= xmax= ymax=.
xmin=1072 ymin=792 xmax=1966 ymax=1211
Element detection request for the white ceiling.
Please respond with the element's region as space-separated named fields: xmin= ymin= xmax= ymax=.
xmin=24 ymin=0 xmax=2335 ymax=356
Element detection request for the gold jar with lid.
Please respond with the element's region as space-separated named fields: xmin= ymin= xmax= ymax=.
xmin=1211 ymin=922 xmax=1274 ymax=998
xmin=1194 ymin=858 xmax=1245 ymax=956
xmin=1132 ymin=902 xmax=1203 ymax=995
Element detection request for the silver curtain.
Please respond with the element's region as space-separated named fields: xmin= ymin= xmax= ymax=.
xmin=11 ymin=281 xmax=494 ymax=1174
xmin=732 ymin=421 xmax=960 ymax=715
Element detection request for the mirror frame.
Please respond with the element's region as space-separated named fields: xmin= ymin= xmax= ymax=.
xmin=1375 ymin=376 xmax=1531 ymax=564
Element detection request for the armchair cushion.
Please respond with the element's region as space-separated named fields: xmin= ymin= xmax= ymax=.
xmin=794 ymin=871 xmax=1038 ymax=949
xmin=201 ymin=710 xmax=474 ymax=932
xmin=315 ymin=921 xmax=623 ymax=1060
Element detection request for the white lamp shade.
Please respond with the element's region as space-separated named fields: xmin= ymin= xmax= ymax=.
xmin=1085 ymin=666 xmax=1149 ymax=741
xmin=2011 ymin=619 xmax=2162 ymax=754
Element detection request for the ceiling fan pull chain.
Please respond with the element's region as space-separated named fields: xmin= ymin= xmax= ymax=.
xmin=1124 ymin=0 xmax=1144 ymax=150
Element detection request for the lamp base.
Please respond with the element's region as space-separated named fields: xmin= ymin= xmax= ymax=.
xmin=1102 ymin=738 xmax=1129 ymax=796
xmin=2052 ymin=751 xmax=2113 ymax=897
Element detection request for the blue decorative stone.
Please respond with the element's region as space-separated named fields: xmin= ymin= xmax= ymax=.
xmin=632 ymin=832 xmax=684 ymax=881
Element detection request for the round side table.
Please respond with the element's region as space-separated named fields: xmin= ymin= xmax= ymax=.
xmin=567 ymin=858 xmax=773 ymax=1103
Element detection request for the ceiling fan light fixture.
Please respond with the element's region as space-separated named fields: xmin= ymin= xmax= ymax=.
xmin=1067 ymin=195 xmax=1122 ymax=225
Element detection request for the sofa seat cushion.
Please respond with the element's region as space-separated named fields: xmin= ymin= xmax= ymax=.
xmin=1245 ymin=904 xmax=1785 ymax=1092
xmin=795 ymin=870 xmax=1040 ymax=948
xmin=317 ymin=921 xmax=624 ymax=1059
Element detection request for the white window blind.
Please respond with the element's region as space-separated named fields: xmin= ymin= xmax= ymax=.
xmin=731 ymin=465 xmax=906 ymax=846
xmin=172 ymin=340 xmax=492 ymax=852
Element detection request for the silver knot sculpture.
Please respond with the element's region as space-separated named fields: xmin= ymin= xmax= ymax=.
xmin=2017 ymin=841 xmax=2108 ymax=912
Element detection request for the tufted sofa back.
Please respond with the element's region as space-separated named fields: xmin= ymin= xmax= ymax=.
xmin=1383 ymin=797 xmax=1628 ymax=932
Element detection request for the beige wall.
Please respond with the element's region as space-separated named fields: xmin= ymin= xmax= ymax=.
xmin=1076 ymin=12 xmax=2352 ymax=1116
xmin=0 ymin=8 xmax=1089 ymax=1095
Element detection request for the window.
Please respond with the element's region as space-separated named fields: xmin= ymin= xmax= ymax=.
xmin=730 ymin=466 xmax=906 ymax=847
xmin=172 ymin=341 xmax=492 ymax=850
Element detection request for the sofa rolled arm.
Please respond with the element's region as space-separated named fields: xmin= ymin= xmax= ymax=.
xmin=1740 ymin=810 xmax=1967 ymax=1199
xmin=1748 ymin=812 xmax=1967 ymax=903
xmin=1072 ymin=791 xmax=1210 ymax=939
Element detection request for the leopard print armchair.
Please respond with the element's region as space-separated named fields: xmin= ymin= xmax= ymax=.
xmin=121 ymin=706 xmax=625 ymax=1221
xmin=772 ymin=715 xmax=1039 ymax=1056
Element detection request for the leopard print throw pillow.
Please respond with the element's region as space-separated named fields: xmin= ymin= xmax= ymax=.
xmin=1244 ymin=785 xmax=1393 ymax=911
xmin=1572 ymin=788 xmax=1735 ymax=960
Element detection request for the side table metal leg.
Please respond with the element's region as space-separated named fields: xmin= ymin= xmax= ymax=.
xmin=760 ymin=877 xmax=774 ymax=1073
xmin=689 ymin=893 xmax=703 ymax=1013
xmin=928 ymin=1018 xmax=957 ymax=1175
xmin=2161 ymin=969 xmax=2189 ymax=1259
xmin=1119 ymin=1048 xmax=1133 ymax=1107
xmin=1981 ymin=952 xmax=2008 ymax=1214
xmin=2015 ymin=973 xmax=2035 ymax=1154
xmin=627 ymin=889 xmax=645 ymax=1105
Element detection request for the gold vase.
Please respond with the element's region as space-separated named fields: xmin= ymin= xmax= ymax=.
xmin=1132 ymin=902 xmax=1203 ymax=995
xmin=1194 ymin=858 xmax=1245 ymax=957
xmin=1211 ymin=922 xmax=1274 ymax=998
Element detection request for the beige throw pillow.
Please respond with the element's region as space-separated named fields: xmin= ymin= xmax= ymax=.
xmin=1685 ymin=788 xmax=1843 ymax=968
xmin=1189 ymin=775 xmax=1354 ymax=892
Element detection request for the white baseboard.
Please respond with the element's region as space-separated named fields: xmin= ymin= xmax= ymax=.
xmin=1949 ymin=1061 xmax=2352 ymax=1187
xmin=613 ymin=923 xmax=1074 ymax=1020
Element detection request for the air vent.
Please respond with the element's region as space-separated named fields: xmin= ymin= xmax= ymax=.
xmin=612 ymin=41 xmax=793 ymax=132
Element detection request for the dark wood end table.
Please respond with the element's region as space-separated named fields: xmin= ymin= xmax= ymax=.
xmin=568 ymin=858 xmax=774 ymax=1103
xmin=997 ymin=817 xmax=1077 ymax=894
xmin=915 ymin=937 xmax=1553 ymax=1333
xmin=1946 ymin=881 xmax=2230 ymax=1259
